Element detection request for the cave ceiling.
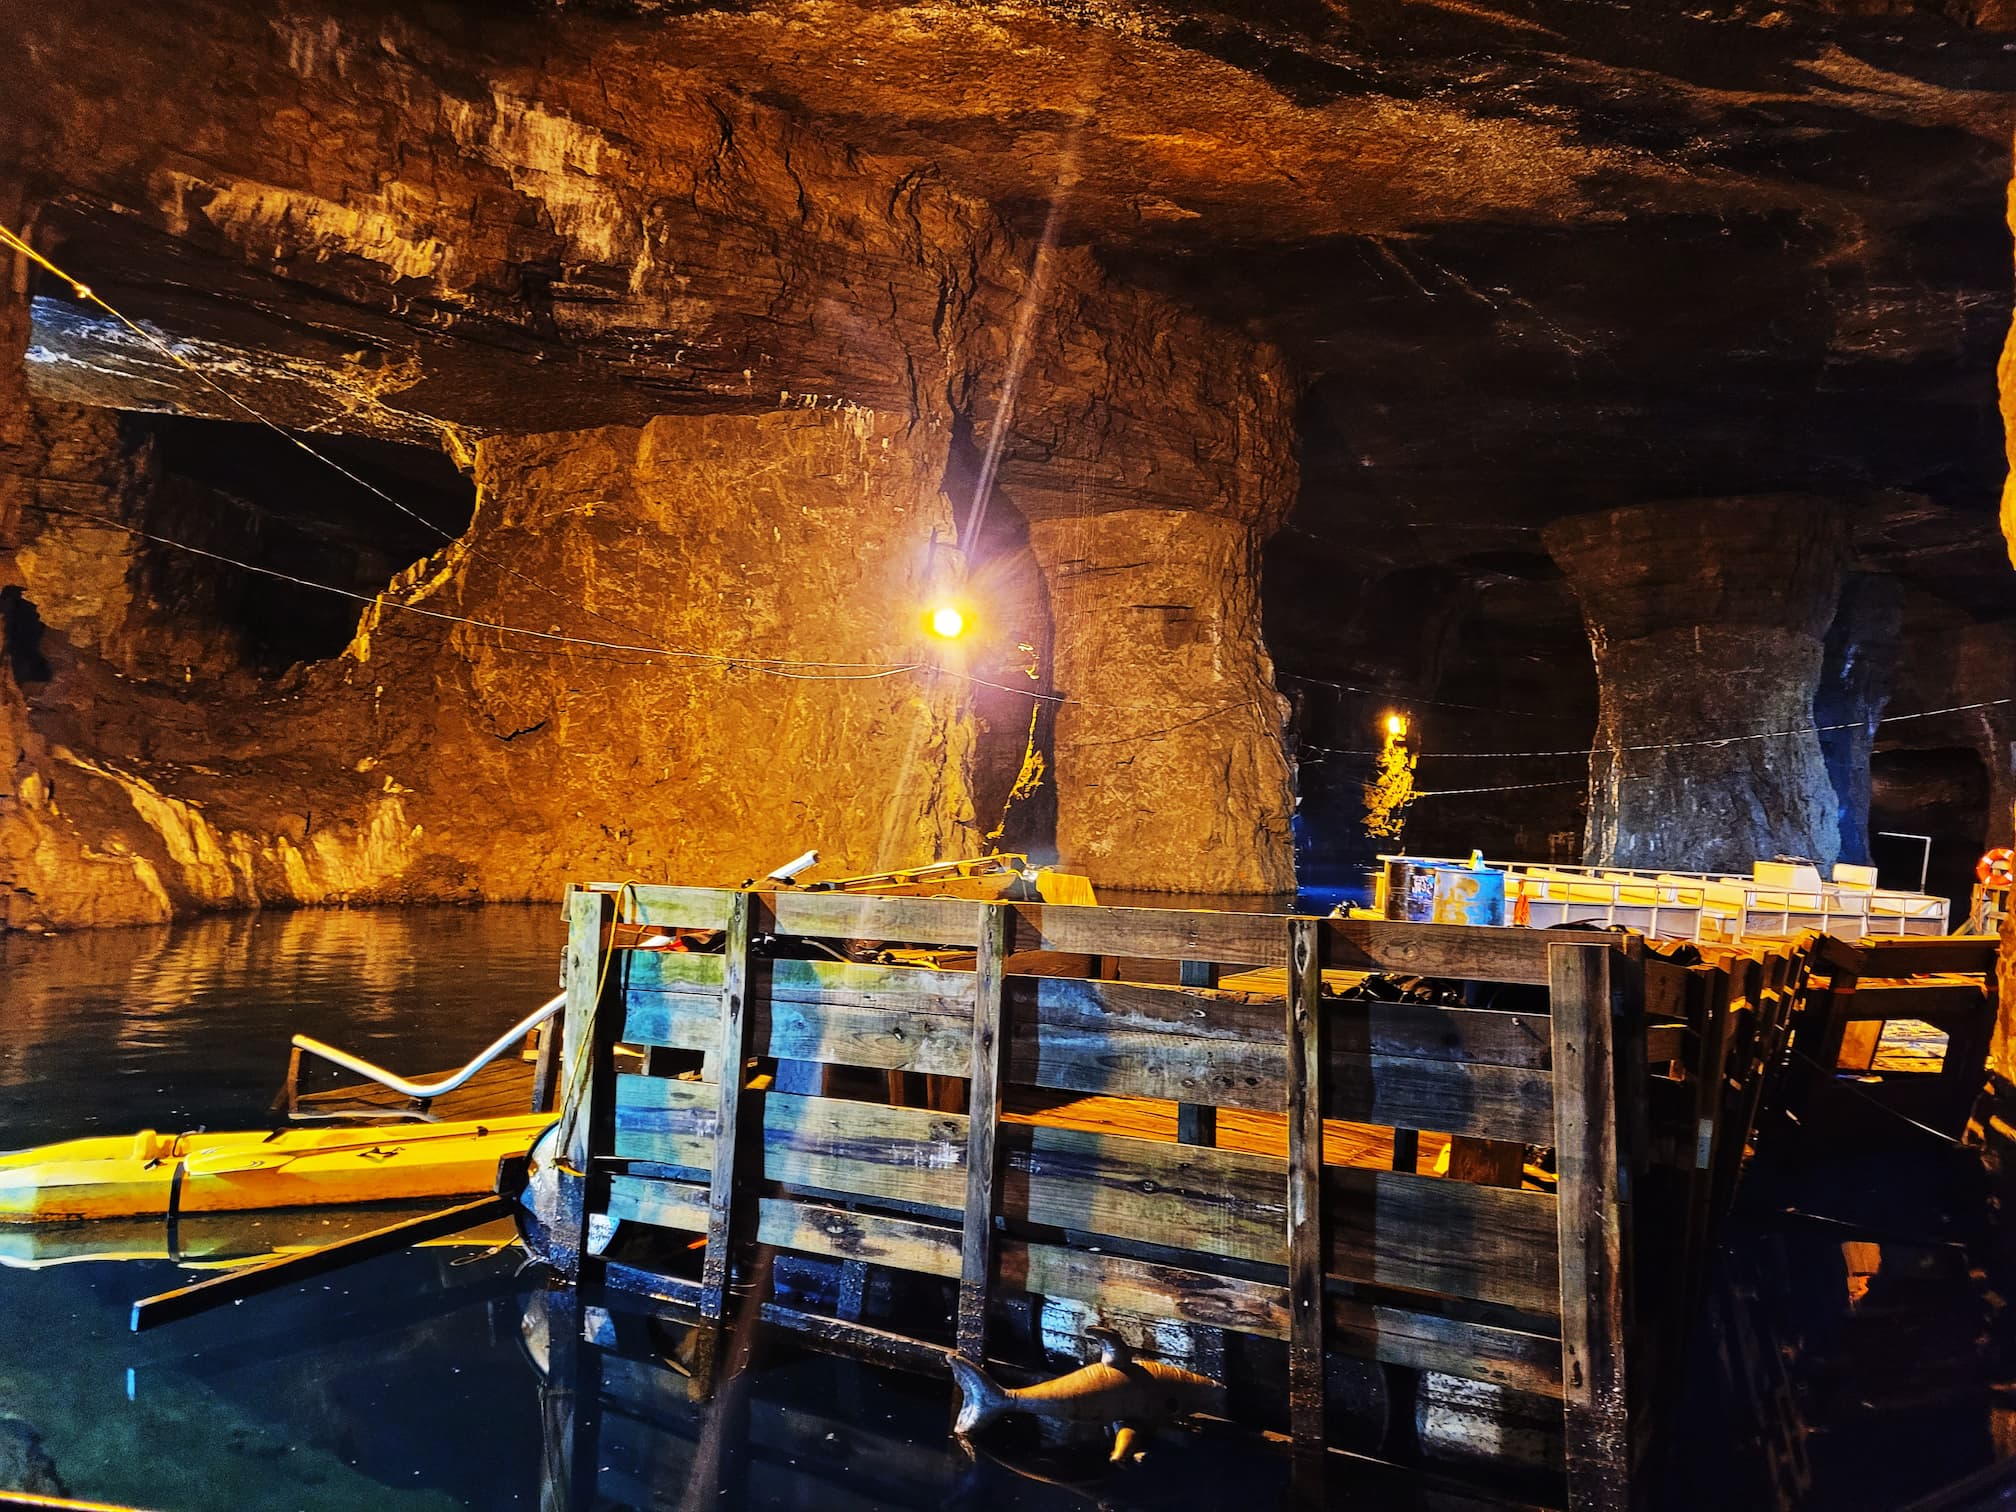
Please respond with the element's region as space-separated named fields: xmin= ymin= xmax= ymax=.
xmin=6 ymin=0 xmax=2015 ymax=615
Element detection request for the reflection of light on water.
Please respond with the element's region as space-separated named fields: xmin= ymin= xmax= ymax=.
xmin=0 ymin=905 xmax=565 ymax=1144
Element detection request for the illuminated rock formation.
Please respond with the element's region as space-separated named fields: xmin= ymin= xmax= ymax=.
xmin=1545 ymin=497 xmax=1851 ymax=873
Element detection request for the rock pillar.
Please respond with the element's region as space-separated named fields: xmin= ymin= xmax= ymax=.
xmin=1816 ymin=572 xmax=1902 ymax=867
xmin=1024 ymin=509 xmax=1295 ymax=895
xmin=1543 ymin=497 xmax=1849 ymax=873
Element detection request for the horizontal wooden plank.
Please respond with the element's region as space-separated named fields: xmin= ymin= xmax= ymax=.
xmin=1837 ymin=982 xmax=1991 ymax=1023
xmin=606 ymin=1171 xmax=709 ymax=1231
xmin=1008 ymin=1019 xmax=1283 ymax=1111
xmin=1328 ymin=1293 xmax=1563 ymax=1397
xmin=587 ymin=884 xmax=737 ymax=931
xmin=1006 ymin=1240 xmax=1288 ymax=1336
xmin=764 ymin=891 xmax=985 ymax=946
xmin=624 ymin=967 xmax=1553 ymax=1118
xmin=1006 ymin=903 xmax=1291 ymax=967
xmin=1645 ymin=1023 xmax=1689 ymax=1063
xmin=1327 ymin=999 xmax=1554 ymax=1070
xmin=622 ymin=951 xmax=728 ymax=995
xmin=612 ymin=1074 xmax=718 ymax=1166
xmin=612 ymin=1085 xmax=1557 ymax=1312
xmin=601 ymin=1178 xmax=1562 ymax=1394
xmin=1326 ymin=920 xmax=1621 ymax=986
xmin=1327 ymin=1165 xmax=1560 ymax=1314
xmin=1322 ymin=1053 xmax=1555 ymax=1143
xmin=1814 ymin=934 xmax=1997 ymax=979
xmin=755 ymin=1196 xmax=963 ymax=1275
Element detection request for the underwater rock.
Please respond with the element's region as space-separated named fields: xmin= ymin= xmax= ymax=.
xmin=0 ymin=1409 xmax=66 ymax=1498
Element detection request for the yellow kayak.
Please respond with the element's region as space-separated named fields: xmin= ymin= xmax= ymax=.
xmin=0 ymin=1116 xmax=553 ymax=1223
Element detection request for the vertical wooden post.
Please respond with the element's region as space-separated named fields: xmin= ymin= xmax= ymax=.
xmin=560 ymin=888 xmax=617 ymax=1277
xmin=561 ymin=888 xmax=615 ymax=1172
xmin=1285 ymin=916 xmax=1327 ymax=1448
xmin=1177 ymin=959 xmax=1219 ymax=1147
xmin=530 ymin=1019 xmax=562 ymax=1113
xmin=700 ymin=890 xmax=754 ymax=1322
xmin=1549 ymin=941 xmax=1630 ymax=1512
xmin=956 ymin=904 xmax=1011 ymax=1364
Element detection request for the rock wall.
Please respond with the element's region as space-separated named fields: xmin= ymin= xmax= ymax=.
xmin=1545 ymin=496 xmax=1849 ymax=873
xmin=1028 ymin=509 xmax=1295 ymax=895
xmin=0 ymin=0 xmax=1305 ymax=925
xmin=2 ymin=406 xmax=987 ymax=926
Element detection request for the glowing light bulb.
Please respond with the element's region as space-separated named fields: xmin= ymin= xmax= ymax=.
xmin=1384 ymin=713 xmax=1407 ymax=738
xmin=929 ymin=605 xmax=966 ymax=639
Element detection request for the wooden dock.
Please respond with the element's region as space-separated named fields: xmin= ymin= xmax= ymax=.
xmin=523 ymin=883 xmax=1829 ymax=1511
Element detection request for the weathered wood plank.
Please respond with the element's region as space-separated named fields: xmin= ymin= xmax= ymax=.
xmin=1550 ymin=942 xmax=1630 ymax=1512
xmin=957 ymin=906 xmax=1010 ymax=1363
xmin=602 ymin=1177 xmax=1566 ymax=1398
xmin=562 ymin=888 xmax=617 ymax=1174
xmin=1321 ymin=1053 xmax=1554 ymax=1144
xmin=1812 ymin=934 xmax=1997 ymax=979
xmin=1831 ymin=981 xmax=1990 ymax=1023
xmin=1006 ymin=903 xmax=1292 ymax=966
xmin=701 ymin=891 xmax=754 ymax=1320
xmin=1286 ymin=916 xmax=1327 ymax=1446
xmin=1324 ymin=1165 xmax=1560 ymax=1314
xmin=587 ymin=884 xmax=736 ymax=931
xmin=612 ymin=1073 xmax=718 ymax=1167
xmin=628 ymin=967 xmax=1554 ymax=1126
xmin=765 ymin=890 xmax=985 ymax=946
xmin=610 ymin=1082 xmax=1560 ymax=1310
xmin=1327 ymin=920 xmax=1622 ymax=986
xmin=1327 ymin=1294 xmax=1564 ymax=1398
xmin=606 ymin=1171 xmax=710 ymax=1231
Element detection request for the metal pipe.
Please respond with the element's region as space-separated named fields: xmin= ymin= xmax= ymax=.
xmin=288 ymin=992 xmax=565 ymax=1101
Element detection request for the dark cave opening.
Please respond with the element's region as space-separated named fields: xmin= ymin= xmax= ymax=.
xmin=130 ymin=414 xmax=476 ymax=674
xmin=1870 ymin=745 xmax=1992 ymax=912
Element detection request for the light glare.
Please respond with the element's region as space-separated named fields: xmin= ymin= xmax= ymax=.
xmin=930 ymin=605 xmax=966 ymax=639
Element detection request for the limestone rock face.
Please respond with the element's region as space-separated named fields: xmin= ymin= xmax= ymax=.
xmin=1028 ymin=510 xmax=1295 ymax=895
xmin=3 ymin=407 xmax=986 ymax=925
xmin=1546 ymin=497 xmax=1850 ymax=873
xmin=0 ymin=5 xmax=1308 ymax=924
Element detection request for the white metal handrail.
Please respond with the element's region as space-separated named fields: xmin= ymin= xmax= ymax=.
xmin=289 ymin=992 xmax=565 ymax=1102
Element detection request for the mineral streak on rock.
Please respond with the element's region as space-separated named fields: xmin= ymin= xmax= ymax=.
xmin=1545 ymin=497 xmax=1851 ymax=874
xmin=1817 ymin=573 xmax=1905 ymax=867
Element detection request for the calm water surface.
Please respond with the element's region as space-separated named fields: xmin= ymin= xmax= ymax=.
xmin=0 ymin=905 xmax=1292 ymax=1512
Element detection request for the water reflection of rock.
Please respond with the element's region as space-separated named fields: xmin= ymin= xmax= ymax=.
xmin=0 ymin=904 xmax=564 ymax=1145
xmin=0 ymin=1406 xmax=66 ymax=1497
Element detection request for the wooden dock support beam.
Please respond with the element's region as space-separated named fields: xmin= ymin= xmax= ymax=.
xmin=956 ymin=905 xmax=1011 ymax=1364
xmin=700 ymin=891 xmax=754 ymax=1322
xmin=1285 ymin=916 xmax=1327 ymax=1448
xmin=1176 ymin=959 xmax=1220 ymax=1147
xmin=1550 ymin=942 xmax=1630 ymax=1512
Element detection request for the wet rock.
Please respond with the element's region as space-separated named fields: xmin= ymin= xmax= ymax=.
xmin=0 ymin=1409 xmax=66 ymax=1498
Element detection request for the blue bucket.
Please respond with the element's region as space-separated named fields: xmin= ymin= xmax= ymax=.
xmin=1428 ymin=865 xmax=1506 ymax=926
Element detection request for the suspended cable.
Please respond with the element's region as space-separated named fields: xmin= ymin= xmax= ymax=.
xmin=37 ymin=505 xmax=923 ymax=683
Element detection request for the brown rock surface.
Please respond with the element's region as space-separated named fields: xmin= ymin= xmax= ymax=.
xmin=1029 ymin=509 xmax=1295 ymax=895
xmin=1545 ymin=497 xmax=1851 ymax=872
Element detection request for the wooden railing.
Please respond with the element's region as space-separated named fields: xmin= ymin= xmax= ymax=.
xmin=550 ymin=883 xmax=1748 ymax=1511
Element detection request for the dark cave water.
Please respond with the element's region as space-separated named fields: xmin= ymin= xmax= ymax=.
xmin=0 ymin=905 xmax=1301 ymax=1512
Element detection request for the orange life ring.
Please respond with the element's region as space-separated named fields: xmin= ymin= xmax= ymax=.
xmin=1977 ymin=848 xmax=2015 ymax=886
